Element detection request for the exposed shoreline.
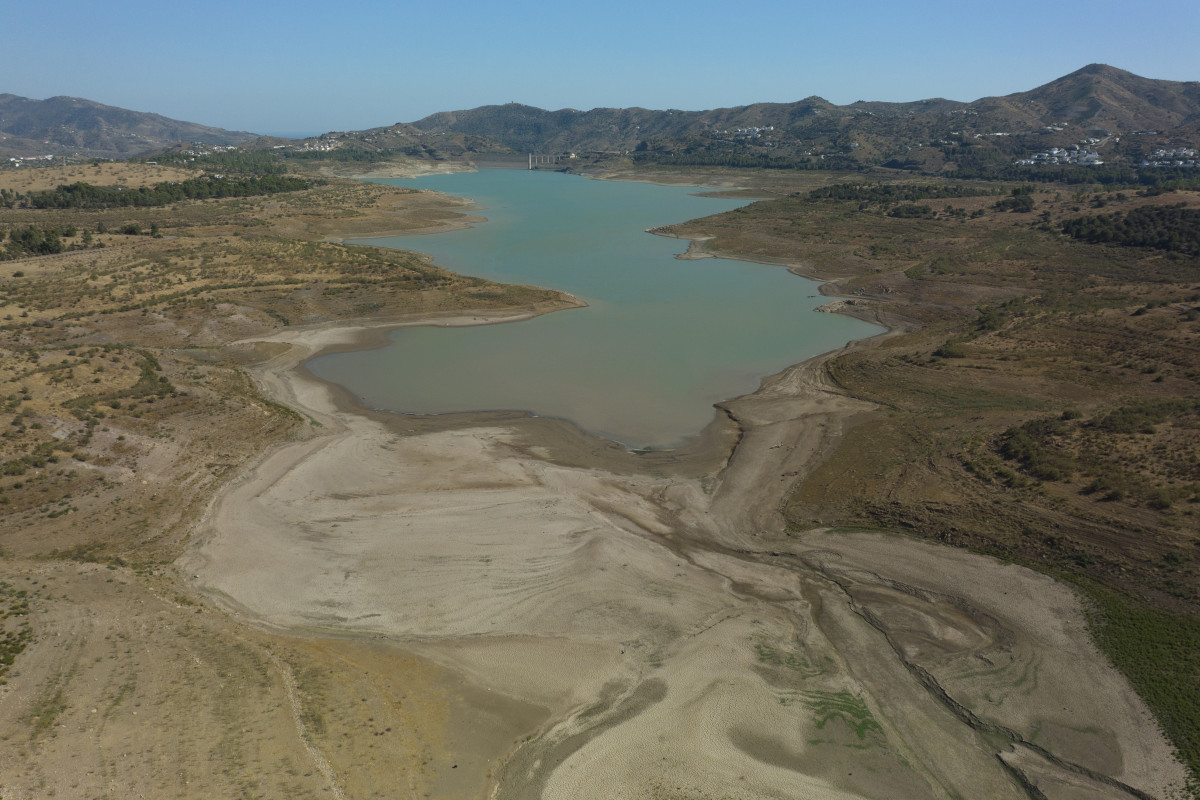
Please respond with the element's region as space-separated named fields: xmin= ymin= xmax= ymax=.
xmin=181 ymin=181 xmax=1187 ymax=799
xmin=654 ymin=227 xmax=915 ymax=335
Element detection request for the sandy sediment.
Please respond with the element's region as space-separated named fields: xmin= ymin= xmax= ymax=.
xmin=320 ymin=190 xmax=490 ymax=243
xmin=182 ymin=288 xmax=1187 ymax=798
xmin=321 ymin=216 xmax=485 ymax=243
xmin=321 ymin=159 xmax=478 ymax=181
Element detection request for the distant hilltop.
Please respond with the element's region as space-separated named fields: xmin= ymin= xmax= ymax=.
xmin=0 ymin=94 xmax=257 ymax=161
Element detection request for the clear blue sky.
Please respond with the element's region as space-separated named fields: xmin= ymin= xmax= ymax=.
xmin=6 ymin=0 xmax=1199 ymax=136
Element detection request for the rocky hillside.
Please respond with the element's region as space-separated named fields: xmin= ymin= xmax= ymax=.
xmin=1001 ymin=64 xmax=1200 ymax=133
xmin=403 ymin=65 xmax=1200 ymax=170
xmin=8 ymin=65 xmax=1197 ymax=169
xmin=0 ymin=94 xmax=257 ymax=159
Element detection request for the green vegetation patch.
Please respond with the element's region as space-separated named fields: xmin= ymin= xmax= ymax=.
xmin=950 ymin=162 xmax=1200 ymax=189
xmin=1084 ymin=584 xmax=1200 ymax=797
xmin=753 ymin=639 xmax=824 ymax=678
xmin=805 ymin=182 xmax=997 ymax=205
xmin=2 ymin=223 xmax=79 ymax=258
xmin=1094 ymin=398 xmax=1200 ymax=435
xmin=19 ymin=174 xmax=317 ymax=211
xmin=888 ymin=204 xmax=935 ymax=218
xmin=1061 ymin=204 xmax=1200 ymax=256
xmin=998 ymin=416 xmax=1080 ymax=482
xmin=783 ymin=689 xmax=884 ymax=742
xmin=993 ymin=186 xmax=1037 ymax=213
xmin=28 ymin=664 xmax=73 ymax=742
xmin=996 ymin=400 xmax=1200 ymax=509
xmin=0 ymin=580 xmax=34 ymax=685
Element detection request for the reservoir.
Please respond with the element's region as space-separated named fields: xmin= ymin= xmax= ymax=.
xmin=307 ymin=170 xmax=881 ymax=448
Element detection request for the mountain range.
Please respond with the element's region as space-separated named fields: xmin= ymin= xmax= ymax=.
xmin=2 ymin=65 xmax=1197 ymax=166
xmin=398 ymin=65 xmax=1200 ymax=169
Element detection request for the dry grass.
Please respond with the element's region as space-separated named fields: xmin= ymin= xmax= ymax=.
xmin=0 ymin=161 xmax=198 ymax=193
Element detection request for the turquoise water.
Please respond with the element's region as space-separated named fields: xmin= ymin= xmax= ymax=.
xmin=307 ymin=170 xmax=881 ymax=448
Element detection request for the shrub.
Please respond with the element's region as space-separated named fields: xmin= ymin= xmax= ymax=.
xmin=888 ymin=204 xmax=934 ymax=219
xmin=933 ymin=340 xmax=967 ymax=358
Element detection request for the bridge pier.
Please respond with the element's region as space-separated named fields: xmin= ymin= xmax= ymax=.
xmin=528 ymin=153 xmax=561 ymax=169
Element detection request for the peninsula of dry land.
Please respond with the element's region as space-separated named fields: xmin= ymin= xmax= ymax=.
xmin=0 ymin=154 xmax=1195 ymax=800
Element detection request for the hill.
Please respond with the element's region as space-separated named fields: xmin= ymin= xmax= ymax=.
xmin=401 ymin=65 xmax=1200 ymax=171
xmin=0 ymin=94 xmax=257 ymax=160
xmin=1003 ymin=63 xmax=1200 ymax=133
xmin=409 ymin=97 xmax=842 ymax=153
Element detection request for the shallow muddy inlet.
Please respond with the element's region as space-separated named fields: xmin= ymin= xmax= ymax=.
xmin=307 ymin=170 xmax=880 ymax=448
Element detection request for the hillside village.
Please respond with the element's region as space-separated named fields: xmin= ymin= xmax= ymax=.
xmin=1141 ymin=147 xmax=1198 ymax=167
xmin=1014 ymin=145 xmax=1104 ymax=166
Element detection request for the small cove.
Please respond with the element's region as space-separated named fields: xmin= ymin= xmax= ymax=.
xmin=307 ymin=170 xmax=882 ymax=448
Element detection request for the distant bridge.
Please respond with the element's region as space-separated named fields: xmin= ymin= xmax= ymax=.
xmin=528 ymin=153 xmax=562 ymax=169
